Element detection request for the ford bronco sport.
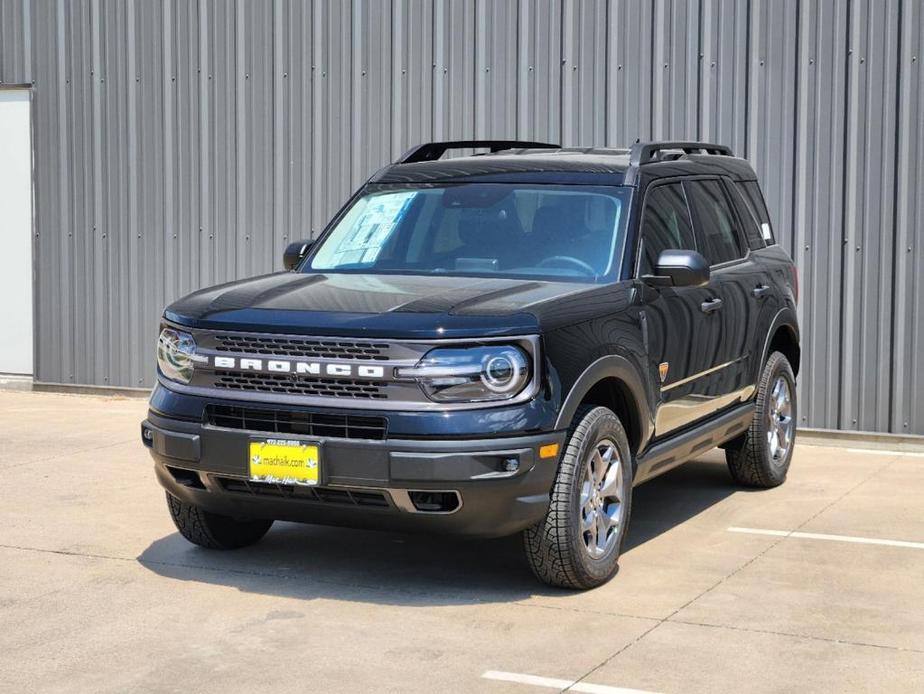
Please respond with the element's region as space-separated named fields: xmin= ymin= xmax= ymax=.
xmin=143 ymin=140 xmax=800 ymax=589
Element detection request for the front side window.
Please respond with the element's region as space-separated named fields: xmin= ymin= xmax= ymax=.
xmin=637 ymin=182 xmax=696 ymax=276
xmin=308 ymin=183 xmax=632 ymax=282
xmin=685 ymin=179 xmax=745 ymax=265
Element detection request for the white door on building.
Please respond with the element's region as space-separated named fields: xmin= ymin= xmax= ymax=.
xmin=0 ymin=90 xmax=34 ymax=375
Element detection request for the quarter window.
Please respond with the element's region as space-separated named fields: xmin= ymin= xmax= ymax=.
xmin=724 ymin=180 xmax=765 ymax=250
xmin=685 ymin=180 xmax=745 ymax=265
xmin=637 ymin=183 xmax=696 ymax=276
xmin=737 ymin=181 xmax=775 ymax=245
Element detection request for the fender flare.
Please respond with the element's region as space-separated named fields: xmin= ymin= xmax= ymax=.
xmin=760 ymin=307 xmax=801 ymax=374
xmin=554 ymin=355 xmax=653 ymax=448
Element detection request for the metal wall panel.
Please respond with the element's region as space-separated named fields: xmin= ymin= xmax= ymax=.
xmin=604 ymin=0 xmax=653 ymax=144
xmin=892 ymin=0 xmax=924 ymax=436
xmin=0 ymin=0 xmax=922 ymax=436
xmin=793 ymin=0 xmax=849 ymax=430
xmin=432 ymin=0 xmax=476 ymax=142
xmin=748 ymin=0 xmax=799 ymax=256
xmin=840 ymin=0 xmax=901 ymax=433
xmin=351 ymin=0 xmax=393 ymax=185
xmin=651 ymin=0 xmax=700 ymax=140
xmin=699 ymin=0 xmax=749 ymax=155
xmin=0 ymin=0 xmax=30 ymax=83
xmin=517 ymin=0 xmax=561 ymax=142
xmin=474 ymin=0 xmax=517 ymax=138
xmin=561 ymin=0 xmax=607 ymax=144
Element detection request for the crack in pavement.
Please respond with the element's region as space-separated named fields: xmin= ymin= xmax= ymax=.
xmin=0 ymin=543 xmax=596 ymax=609
xmin=0 ymin=541 xmax=676 ymax=625
xmin=2 ymin=452 xmax=917 ymax=694
xmin=668 ymin=617 xmax=924 ymax=655
xmin=563 ymin=452 xmax=908 ymax=693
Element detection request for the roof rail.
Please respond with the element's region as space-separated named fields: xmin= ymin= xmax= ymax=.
xmin=397 ymin=140 xmax=560 ymax=164
xmin=623 ymin=141 xmax=733 ymax=185
xmin=630 ymin=140 xmax=732 ymax=166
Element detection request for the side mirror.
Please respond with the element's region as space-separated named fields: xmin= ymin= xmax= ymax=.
xmin=283 ymin=240 xmax=313 ymax=271
xmin=645 ymin=249 xmax=710 ymax=288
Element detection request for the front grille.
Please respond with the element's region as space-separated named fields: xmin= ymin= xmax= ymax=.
xmin=213 ymin=371 xmax=387 ymax=399
xmin=216 ymin=477 xmax=390 ymax=508
xmin=205 ymin=404 xmax=388 ymax=440
xmin=213 ymin=335 xmax=390 ymax=360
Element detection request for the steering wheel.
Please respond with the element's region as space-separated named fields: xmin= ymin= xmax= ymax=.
xmin=537 ymin=255 xmax=596 ymax=276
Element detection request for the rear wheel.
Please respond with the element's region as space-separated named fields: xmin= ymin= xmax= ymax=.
xmin=166 ymin=492 xmax=274 ymax=549
xmin=726 ymin=351 xmax=797 ymax=488
xmin=523 ymin=405 xmax=633 ymax=590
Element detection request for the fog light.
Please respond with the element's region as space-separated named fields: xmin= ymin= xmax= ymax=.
xmin=503 ymin=457 xmax=519 ymax=473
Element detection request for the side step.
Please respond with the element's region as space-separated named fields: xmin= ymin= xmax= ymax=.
xmin=634 ymin=403 xmax=754 ymax=485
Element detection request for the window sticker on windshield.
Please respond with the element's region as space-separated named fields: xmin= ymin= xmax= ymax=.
xmin=332 ymin=192 xmax=417 ymax=265
xmin=761 ymin=222 xmax=773 ymax=241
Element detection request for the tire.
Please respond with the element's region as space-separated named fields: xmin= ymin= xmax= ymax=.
xmin=725 ymin=351 xmax=797 ymax=488
xmin=523 ymin=405 xmax=633 ymax=590
xmin=166 ymin=492 xmax=274 ymax=549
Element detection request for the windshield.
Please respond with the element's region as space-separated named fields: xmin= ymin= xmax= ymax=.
xmin=307 ymin=183 xmax=632 ymax=282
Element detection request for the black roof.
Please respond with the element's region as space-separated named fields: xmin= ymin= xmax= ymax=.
xmin=371 ymin=141 xmax=758 ymax=186
xmin=373 ymin=148 xmax=630 ymax=185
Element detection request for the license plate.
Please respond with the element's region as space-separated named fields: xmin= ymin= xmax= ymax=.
xmin=249 ymin=439 xmax=320 ymax=486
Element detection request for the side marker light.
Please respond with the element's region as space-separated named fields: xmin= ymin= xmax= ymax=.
xmin=539 ymin=443 xmax=560 ymax=459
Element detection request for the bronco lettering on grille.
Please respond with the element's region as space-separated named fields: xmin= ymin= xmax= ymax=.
xmin=210 ymin=356 xmax=386 ymax=379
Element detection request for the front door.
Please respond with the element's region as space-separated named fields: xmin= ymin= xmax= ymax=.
xmin=636 ymin=181 xmax=723 ymax=437
xmin=0 ymin=90 xmax=33 ymax=375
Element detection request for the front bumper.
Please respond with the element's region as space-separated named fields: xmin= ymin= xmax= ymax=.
xmin=142 ymin=410 xmax=565 ymax=538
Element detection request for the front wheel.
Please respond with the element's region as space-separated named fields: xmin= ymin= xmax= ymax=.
xmin=523 ymin=405 xmax=633 ymax=590
xmin=725 ymin=351 xmax=797 ymax=488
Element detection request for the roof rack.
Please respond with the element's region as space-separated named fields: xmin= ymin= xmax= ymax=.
xmin=623 ymin=141 xmax=733 ymax=185
xmin=397 ymin=140 xmax=560 ymax=164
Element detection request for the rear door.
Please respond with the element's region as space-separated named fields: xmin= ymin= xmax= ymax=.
xmin=724 ymin=179 xmax=781 ymax=382
xmin=683 ymin=178 xmax=763 ymax=405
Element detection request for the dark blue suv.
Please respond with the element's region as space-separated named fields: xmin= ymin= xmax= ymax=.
xmin=143 ymin=140 xmax=800 ymax=589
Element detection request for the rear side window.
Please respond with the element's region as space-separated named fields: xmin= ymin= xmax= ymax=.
xmin=737 ymin=181 xmax=775 ymax=244
xmin=637 ymin=183 xmax=696 ymax=276
xmin=684 ymin=180 xmax=745 ymax=266
xmin=723 ymin=180 xmax=765 ymax=249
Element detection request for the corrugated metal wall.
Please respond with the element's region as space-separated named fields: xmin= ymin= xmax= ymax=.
xmin=0 ymin=0 xmax=922 ymax=435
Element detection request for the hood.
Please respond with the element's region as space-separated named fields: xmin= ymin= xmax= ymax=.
xmin=164 ymin=272 xmax=601 ymax=339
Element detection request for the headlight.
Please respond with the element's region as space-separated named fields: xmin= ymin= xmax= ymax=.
xmin=398 ymin=345 xmax=531 ymax=403
xmin=157 ymin=327 xmax=197 ymax=384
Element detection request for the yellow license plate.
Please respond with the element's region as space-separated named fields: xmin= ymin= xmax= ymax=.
xmin=249 ymin=439 xmax=320 ymax=486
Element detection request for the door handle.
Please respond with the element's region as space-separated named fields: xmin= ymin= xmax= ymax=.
xmin=752 ymin=284 xmax=771 ymax=299
xmin=700 ymin=297 xmax=723 ymax=314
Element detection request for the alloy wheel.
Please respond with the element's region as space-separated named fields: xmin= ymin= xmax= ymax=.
xmin=767 ymin=375 xmax=794 ymax=462
xmin=579 ymin=439 xmax=625 ymax=559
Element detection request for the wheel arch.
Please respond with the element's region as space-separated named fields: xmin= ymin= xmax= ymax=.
xmin=555 ymin=356 xmax=653 ymax=455
xmin=762 ymin=309 xmax=801 ymax=376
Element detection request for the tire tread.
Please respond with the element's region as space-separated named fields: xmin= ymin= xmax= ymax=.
xmin=523 ymin=405 xmax=629 ymax=590
xmin=726 ymin=351 xmax=795 ymax=488
xmin=166 ymin=492 xmax=273 ymax=549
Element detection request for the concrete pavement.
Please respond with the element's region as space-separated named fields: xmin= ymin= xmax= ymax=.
xmin=1 ymin=390 xmax=922 ymax=693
